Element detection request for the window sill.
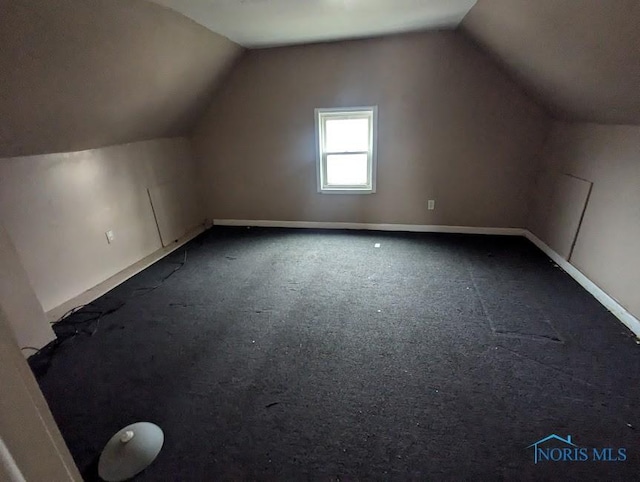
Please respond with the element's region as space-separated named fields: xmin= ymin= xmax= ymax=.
xmin=318 ymin=188 xmax=376 ymax=195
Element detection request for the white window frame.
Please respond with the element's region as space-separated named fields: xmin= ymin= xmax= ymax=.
xmin=315 ymin=106 xmax=378 ymax=194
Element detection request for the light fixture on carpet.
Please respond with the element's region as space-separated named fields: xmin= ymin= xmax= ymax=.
xmin=98 ymin=422 xmax=164 ymax=481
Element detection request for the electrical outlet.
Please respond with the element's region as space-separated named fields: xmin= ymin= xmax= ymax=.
xmin=105 ymin=230 xmax=115 ymax=244
xmin=428 ymin=200 xmax=436 ymax=210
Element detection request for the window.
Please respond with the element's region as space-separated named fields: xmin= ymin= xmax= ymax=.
xmin=315 ymin=107 xmax=377 ymax=193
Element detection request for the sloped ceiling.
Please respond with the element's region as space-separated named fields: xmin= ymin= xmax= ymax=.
xmin=0 ymin=0 xmax=243 ymax=158
xmin=151 ymin=0 xmax=477 ymax=48
xmin=462 ymin=0 xmax=640 ymax=125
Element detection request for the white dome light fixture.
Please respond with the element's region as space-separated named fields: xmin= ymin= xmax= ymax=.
xmin=98 ymin=422 xmax=164 ymax=482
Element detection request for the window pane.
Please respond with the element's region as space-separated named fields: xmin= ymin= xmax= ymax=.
xmin=325 ymin=118 xmax=369 ymax=152
xmin=326 ymin=154 xmax=369 ymax=186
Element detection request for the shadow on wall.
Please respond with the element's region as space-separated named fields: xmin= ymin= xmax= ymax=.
xmin=0 ymin=223 xmax=55 ymax=349
xmin=0 ymin=138 xmax=206 ymax=321
xmin=0 ymin=0 xmax=242 ymax=157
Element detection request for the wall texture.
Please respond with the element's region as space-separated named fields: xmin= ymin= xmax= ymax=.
xmin=463 ymin=0 xmax=640 ymax=124
xmin=193 ymin=31 xmax=549 ymax=227
xmin=0 ymin=223 xmax=54 ymax=350
xmin=0 ymin=0 xmax=242 ymax=157
xmin=0 ymin=138 xmax=205 ymax=314
xmin=529 ymin=122 xmax=640 ymax=320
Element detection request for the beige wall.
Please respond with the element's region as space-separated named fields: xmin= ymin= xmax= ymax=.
xmin=193 ymin=31 xmax=549 ymax=226
xmin=0 ymin=138 xmax=205 ymax=316
xmin=529 ymin=122 xmax=640 ymax=320
xmin=0 ymin=0 xmax=242 ymax=157
xmin=0 ymin=223 xmax=55 ymax=350
xmin=0 ymin=308 xmax=80 ymax=481
xmin=463 ymin=0 xmax=640 ymax=124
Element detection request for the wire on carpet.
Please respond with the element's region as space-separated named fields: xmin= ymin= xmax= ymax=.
xmin=24 ymin=249 xmax=188 ymax=376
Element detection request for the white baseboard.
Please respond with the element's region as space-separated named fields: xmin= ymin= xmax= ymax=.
xmin=48 ymin=218 xmax=639 ymax=338
xmin=46 ymin=224 xmax=206 ymax=323
xmin=524 ymin=231 xmax=640 ymax=337
xmin=213 ymin=218 xmax=639 ymax=337
xmin=213 ymin=219 xmax=527 ymax=236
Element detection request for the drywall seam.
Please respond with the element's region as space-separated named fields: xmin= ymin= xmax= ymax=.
xmin=213 ymin=218 xmax=640 ymax=337
xmin=147 ymin=188 xmax=165 ymax=247
xmin=524 ymin=231 xmax=640 ymax=337
xmin=212 ymin=219 xmax=526 ymax=236
xmin=568 ymin=180 xmax=592 ymax=262
xmin=46 ymin=224 xmax=206 ymax=323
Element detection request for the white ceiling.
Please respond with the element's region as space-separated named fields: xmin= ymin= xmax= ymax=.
xmin=150 ymin=0 xmax=477 ymax=48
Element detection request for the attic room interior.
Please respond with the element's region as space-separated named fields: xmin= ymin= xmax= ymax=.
xmin=0 ymin=0 xmax=638 ymax=480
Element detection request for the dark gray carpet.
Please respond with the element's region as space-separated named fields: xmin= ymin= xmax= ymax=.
xmin=31 ymin=227 xmax=640 ymax=481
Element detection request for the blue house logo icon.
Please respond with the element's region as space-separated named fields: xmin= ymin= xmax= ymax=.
xmin=527 ymin=434 xmax=627 ymax=464
xmin=527 ymin=434 xmax=578 ymax=464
